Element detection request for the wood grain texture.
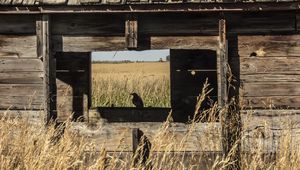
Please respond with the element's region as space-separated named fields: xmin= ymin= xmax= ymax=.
xmin=0 ymin=83 xmax=43 ymax=110
xmin=139 ymin=13 xmax=219 ymax=35
xmin=0 ymin=84 xmax=43 ymax=96
xmin=0 ymin=15 xmax=36 ymax=34
xmin=52 ymin=35 xmax=219 ymax=52
xmin=0 ymin=35 xmax=37 ymax=58
xmin=240 ymin=74 xmax=300 ymax=82
xmin=236 ymin=57 xmax=300 ymax=74
xmin=241 ymin=82 xmax=300 ymax=97
xmin=0 ymin=95 xmax=43 ymax=110
xmin=37 ymin=14 xmax=54 ymax=123
xmin=238 ymin=35 xmax=300 ymax=57
xmin=125 ymin=16 xmax=138 ymax=49
xmin=150 ymin=36 xmax=218 ymax=50
xmin=0 ymin=59 xmax=42 ymax=72
xmin=241 ymin=109 xmax=300 ymax=152
xmin=241 ymin=96 xmax=300 ymax=109
xmin=52 ymin=14 xmax=124 ymax=35
xmin=0 ymin=72 xmax=43 ymax=84
xmin=72 ymin=121 xmax=222 ymax=152
xmin=236 ymin=35 xmax=300 ymax=109
xmin=217 ymin=19 xmax=227 ymax=107
xmin=52 ymin=36 xmax=125 ymax=52
xmin=0 ymin=110 xmax=42 ymax=122
xmin=228 ymin=12 xmax=295 ymax=34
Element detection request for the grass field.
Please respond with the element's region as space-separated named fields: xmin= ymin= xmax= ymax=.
xmin=92 ymin=62 xmax=170 ymax=107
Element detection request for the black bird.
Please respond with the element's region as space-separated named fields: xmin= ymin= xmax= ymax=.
xmin=130 ymin=93 xmax=144 ymax=108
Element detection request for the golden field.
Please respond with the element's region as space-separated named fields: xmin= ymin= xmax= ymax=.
xmin=91 ymin=62 xmax=170 ymax=107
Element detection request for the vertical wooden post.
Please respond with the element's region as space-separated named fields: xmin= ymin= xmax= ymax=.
xmin=37 ymin=14 xmax=55 ymax=124
xmin=125 ymin=15 xmax=138 ymax=49
xmin=219 ymin=19 xmax=241 ymax=169
xmin=218 ymin=19 xmax=228 ymax=108
xmin=132 ymin=128 xmax=151 ymax=167
xmin=218 ymin=18 xmax=229 ymax=155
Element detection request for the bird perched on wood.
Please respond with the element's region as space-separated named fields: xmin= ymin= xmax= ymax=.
xmin=130 ymin=93 xmax=144 ymax=108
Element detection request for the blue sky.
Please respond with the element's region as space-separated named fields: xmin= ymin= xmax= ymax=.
xmin=92 ymin=49 xmax=169 ymax=61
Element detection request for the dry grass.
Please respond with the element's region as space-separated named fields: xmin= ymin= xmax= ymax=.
xmin=0 ymin=104 xmax=299 ymax=169
xmin=0 ymin=62 xmax=299 ymax=169
xmin=92 ymin=62 xmax=170 ymax=107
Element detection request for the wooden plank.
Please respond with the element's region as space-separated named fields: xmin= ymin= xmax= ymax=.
xmin=217 ymin=19 xmax=227 ymax=107
xmin=52 ymin=36 xmax=125 ymax=52
xmin=228 ymin=12 xmax=295 ymax=34
xmin=237 ymin=57 xmax=300 ymax=74
xmin=240 ymin=74 xmax=300 ymax=82
xmin=150 ymin=36 xmax=218 ymax=50
xmin=0 ymin=84 xmax=43 ymax=96
xmin=52 ymin=35 xmax=218 ymax=52
xmin=52 ymin=14 xmax=124 ymax=36
xmin=0 ymin=110 xmax=42 ymax=119
xmin=139 ymin=13 xmax=219 ymax=35
xmin=0 ymin=35 xmax=37 ymax=58
xmin=242 ymin=96 xmax=300 ymax=109
xmin=0 ymin=59 xmax=42 ymax=72
xmin=37 ymin=14 xmax=55 ymax=123
xmin=72 ymin=122 xmax=222 ymax=152
xmin=241 ymin=109 xmax=300 ymax=152
xmin=125 ymin=15 xmax=138 ymax=49
xmin=0 ymin=72 xmax=43 ymax=84
xmin=241 ymin=82 xmax=300 ymax=97
xmin=238 ymin=35 xmax=300 ymax=57
xmin=0 ymin=3 xmax=298 ymax=15
xmin=0 ymin=15 xmax=36 ymax=34
xmin=0 ymin=95 xmax=43 ymax=110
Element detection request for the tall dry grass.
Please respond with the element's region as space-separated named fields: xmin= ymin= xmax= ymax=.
xmin=0 ymin=102 xmax=299 ymax=169
xmin=0 ymin=62 xmax=299 ymax=169
xmin=92 ymin=62 xmax=170 ymax=107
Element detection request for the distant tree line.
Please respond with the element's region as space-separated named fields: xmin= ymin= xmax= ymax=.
xmin=92 ymin=56 xmax=170 ymax=64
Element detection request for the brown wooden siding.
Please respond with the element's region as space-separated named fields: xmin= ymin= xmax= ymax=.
xmin=237 ymin=35 xmax=300 ymax=109
xmin=0 ymin=15 xmax=43 ymax=110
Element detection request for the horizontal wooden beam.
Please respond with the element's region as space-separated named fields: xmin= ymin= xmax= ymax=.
xmin=0 ymin=2 xmax=299 ymax=14
xmin=52 ymin=35 xmax=218 ymax=52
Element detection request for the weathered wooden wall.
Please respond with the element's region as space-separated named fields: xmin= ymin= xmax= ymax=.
xmin=235 ymin=35 xmax=300 ymax=109
xmin=0 ymin=15 xmax=43 ymax=111
xmin=0 ymin=11 xmax=299 ymax=118
xmin=71 ymin=110 xmax=300 ymax=153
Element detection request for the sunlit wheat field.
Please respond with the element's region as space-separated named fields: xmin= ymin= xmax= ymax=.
xmin=92 ymin=62 xmax=170 ymax=107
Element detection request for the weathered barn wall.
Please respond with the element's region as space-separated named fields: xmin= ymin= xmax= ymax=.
xmin=235 ymin=35 xmax=300 ymax=109
xmin=0 ymin=12 xmax=299 ymax=117
xmin=0 ymin=15 xmax=43 ymax=111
